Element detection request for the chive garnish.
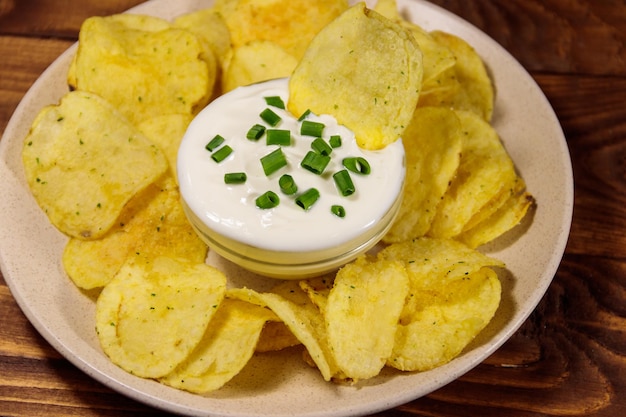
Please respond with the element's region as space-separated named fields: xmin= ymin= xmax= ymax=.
xmin=329 ymin=135 xmax=342 ymax=148
xmin=311 ymin=138 xmax=332 ymax=156
xmin=297 ymin=109 xmax=312 ymax=121
xmin=260 ymin=108 xmax=281 ymax=126
xmin=205 ymin=134 xmax=225 ymax=151
xmin=331 ymin=205 xmax=346 ymax=218
xmin=300 ymin=120 xmax=324 ymax=137
xmin=343 ymin=157 xmax=371 ymax=175
xmin=247 ymin=124 xmax=266 ymax=140
xmin=333 ymin=170 xmax=355 ymax=196
xmin=279 ymin=174 xmax=298 ymax=195
xmin=256 ymin=191 xmax=280 ymax=209
xmin=260 ymin=148 xmax=287 ymax=176
xmin=224 ymin=172 xmax=247 ymax=184
xmin=211 ymin=145 xmax=233 ymax=163
xmin=301 ymin=151 xmax=331 ymax=175
xmin=264 ymin=96 xmax=285 ymax=109
xmin=295 ymin=188 xmax=320 ymax=211
xmin=266 ymin=129 xmax=291 ymax=146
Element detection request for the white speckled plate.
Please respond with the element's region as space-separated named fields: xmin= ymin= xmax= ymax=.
xmin=0 ymin=0 xmax=573 ymax=416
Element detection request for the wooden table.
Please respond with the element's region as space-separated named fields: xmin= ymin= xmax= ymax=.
xmin=1 ymin=0 xmax=625 ymax=416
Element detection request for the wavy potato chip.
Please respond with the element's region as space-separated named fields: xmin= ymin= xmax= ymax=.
xmin=161 ymin=299 xmax=277 ymax=393
xmin=255 ymin=321 xmax=301 ymax=352
xmin=173 ymin=7 xmax=232 ymax=67
xmin=288 ymin=3 xmax=423 ymax=150
xmin=22 ymin=91 xmax=167 ymax=239
xmin=384 ymin=107 xmax=463 ymax=243
xmin=62 ymin=175 xmax=208 ymax=289
xmin=95 ymin=257 xmax=227 ymax=379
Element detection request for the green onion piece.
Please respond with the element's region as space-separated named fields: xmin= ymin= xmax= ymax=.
xmin=260 ymin=108 xmax=282 ymax=126
xmin=300 ymin=151 xmax=331 ymax=175
xmin=256 ymin=191 xmax=280 ymax=209
xmin=211 ymin=145 xmax=233 ymax=163
xmin=205 ymin=134 xmax=225 ymax=151
xmin=297 ymin=109 xmax=312 ymax=121
xmin=266 ymin=129 xmax=291 ymax=146
xmin=329 ymin=135 xmax=342 ymax=148
xmin=295 ymin=188 xmax=320 ymax=211
xmin=247 ymin=124 xmax=266 ymax=140
xmin=311 ymin=137 xmax=332 ymax=156
xmin=300 ymin=120 xmax=325 ymax=137
xmin=331 ymin=205 xmax=346 ymax=218
xmin=278 ymin=174 xmax=297 ymax=195
xmin=260 ymin=148 xmax=287 ymax=176
xmin=343 ymin=157 xmax=371 ymax=175
xmin=224 ymin=172 xmax=247 ymax=184
xmin=333 ymin=170 xmax=355 ymax=196
xmin=264 ymin=96 xmax=285 ymax=109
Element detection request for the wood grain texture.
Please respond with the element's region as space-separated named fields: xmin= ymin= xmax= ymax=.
xmin=2 ymin=0 xmax=626 ymax=416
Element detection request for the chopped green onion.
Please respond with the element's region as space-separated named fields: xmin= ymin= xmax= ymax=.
xmin=300 ymin=120 xmax=325 ymax=137
xmin=205 ymin=134 xmax=225 ymax=151
xmin=333 ymin=170 xmax=355 ymax=196
xmin=329 ymin=135 xmax=342 ymax=148
xmin=297 ymin=109 xmax=312 ymax=121
xmin=343 ymin=157 xmax=371 ymax=175
xmin=331 ymin=205 xmax=346 ymax=218
xmin=311 ymin=138 xmax=332 ymax=156
xmin=260 ymin=148 xmax=287 ymax=176
xmin=295 ymin=188 xmax=320 ymax=211
xmin=266 ymin=129 xmax=291 ymax=146
xmin=224 ymin=172 xmax=247 ymax=184
xmin=256 ymin=191 xmax=280 ymax=209
xmin=260 ymin=108 xmax=281 ymax=126
xmin=279 ymin=174 xmax=297 ymax=195
xmin=247 ymin=124 xmax=266 ymax=140
xmin=300 ymin=151 xmax=331 ymax=175
xmin=211 ymin=145 xmax=233 ymax=163
xmin=264 ymin=96 xmax=285 ymax=109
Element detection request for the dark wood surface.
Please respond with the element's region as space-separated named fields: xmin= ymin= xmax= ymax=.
xmin=2 ymin=0 xmax=626 ymax=416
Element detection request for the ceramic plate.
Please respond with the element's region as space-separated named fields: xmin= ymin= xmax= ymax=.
xmin=0 ymin=0 xmax=573 ymax=416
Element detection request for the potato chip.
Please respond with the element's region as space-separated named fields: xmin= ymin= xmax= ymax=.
xmin=222 ymin=0 xmax=348 ymax=60
xmin=173 ymin=8 xmax=232 ymax=68
xmin=95 ymin=257 xmax=227 ymax=378
xmin=22 ymin=90 xmax=168 ymax=239
xmin=160 ymin=299 xmax=277 ymax=393
xmin=288 ymin=3 xmax=423 ymax=150
xmin=325 ymin=256 xmax=409 ymax=380
xmin=384 ymin=107 xmax=463 ymax=243
xmin=428 ymin=110 xmax=517 ymax=239
xmin=255 ymin=321 xmax=301 ymax=352
xmin=298 ymin=276 xmax=334 ymax=312
xmin=72 ymin=14 xmax=212 ymax=125
xmin=221 ymin=40 xmax=298 ymax=92
xmin=388 ymin=267 xmax=501 ymax=371
xmin=62 ymin=175 xmax=208 ymax=289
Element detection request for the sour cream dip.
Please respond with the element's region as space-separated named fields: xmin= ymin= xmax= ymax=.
xmin=178 ymin=78 xmax=405 ymax=278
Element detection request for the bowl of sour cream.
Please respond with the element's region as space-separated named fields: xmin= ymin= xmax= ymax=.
xmin=177 ymin=78 xmax=405 ymax=279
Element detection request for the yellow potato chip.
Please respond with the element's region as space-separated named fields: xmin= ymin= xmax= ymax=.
xmin=255 ymin=321 xmax=301 ymax=352
xmin=173 ymin=7 xmax=232 ymax=67
xmin=325 ymin=256 xmax=409 ymax=380
xmin=72 ymin=14 xmax=212 ymax=125
xmin=221 ymin=40 xmax=298 ymax=93
xmin=22 ymin=90 xmax=168 ymax=239
xmin=428 ymin=110 xmax=517 ymax=239
xmin=288 ymin=3 xmax=423 ymax=150
xmin=384 ymin=107 xmax=463 ymax=243
xmin=62 ymin=175 xmax=208 ymax=289
xmin=160 ymin=299 xmax=277 ymax=393
xmin=388 ymin=267 xmax=501 ymax=371
xmin=95 ymin=257 xmax=227 ymax=378
xmin=298 ymin=276 xmax=334 ymax=312
xmin=223 ymin=0 xmax=348 ymax=60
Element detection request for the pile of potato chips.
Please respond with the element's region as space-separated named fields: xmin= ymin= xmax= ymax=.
xmin=21 ymin=0 xmax=534 ymax=393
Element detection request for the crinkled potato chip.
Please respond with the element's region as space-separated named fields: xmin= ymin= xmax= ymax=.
xmin=299 ymin=276 xmax=334 ymax=312
xmin=95 ymin=257 xmax=227 ymax=379
xmin=428 ymin=110 xmax=518 ymax=239
xmin=72 ymin=14 xmax=213 ymax=125
xmin=222 ymin=40 xmax=298 ymax=92
xmin=255 ymin=321 xmax=301 ymax=352
xmin=160 ymin=299 xmax=277 ymax=393
xmin=62 ymin=175 xmax=208 ymax=289
xmin=222 ymin=0 xmax=348 ymax=60
xmin=173 ymin=7 xmax=232 ymax=67
xmin=288 ymin=3 xmax=423 ymax=150
xmin=326 ymin=256 xmax=409 ymax=381
xmin=384 ymin=107 xmax=463 ymax=243
xmin=22 ymin=90 xmax=168 ymax=239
